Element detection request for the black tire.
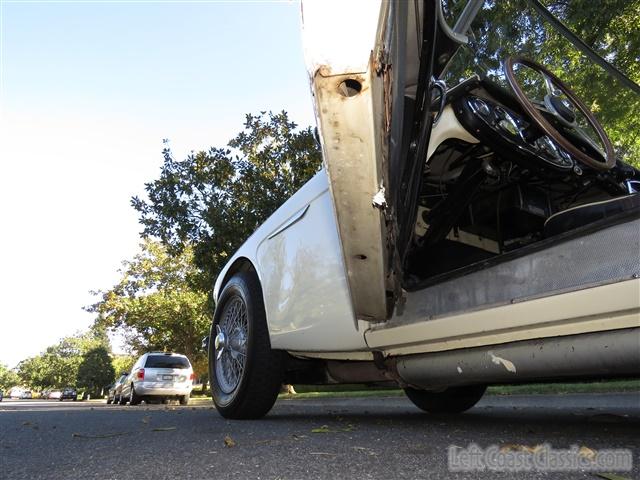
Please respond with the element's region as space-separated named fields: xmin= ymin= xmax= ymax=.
xmin=59 ymin=397 xmax=63 ymax=402
xmin=106 ymin=397 xmax=112 ymax=405
xmin=210 ymin=271 xmax=284 ymax=419
xmin=119 ymin=393 xmax=127 ymax=406
xmin=179 ymin=394 xmax=190 ymax=406
xmin=404 ymin=385 xmax=487 ymax=414
xmin=129 ymin=385 xmax=141 ymax=406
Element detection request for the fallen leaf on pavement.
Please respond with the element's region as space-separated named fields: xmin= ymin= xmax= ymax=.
xmin=224 ymin=435 xmax=236 ymax=448
xmin=311 ymin=425 xmax=331 ymax=433
xmin=596 ymin=474 xmax=632 ymax=480
xmin=577 ymin=446 xmax=597 ymax=462
xmin=152 ymin=427 xmax=176 ymax=432
xmin=311 ymin=424 xmax=355 ymax=433
xmin=500 ymin=444 xmax=544 ymax=454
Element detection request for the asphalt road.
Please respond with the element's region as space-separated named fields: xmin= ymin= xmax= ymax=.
xmin=0 ymin=393 xmax=638 ymax=479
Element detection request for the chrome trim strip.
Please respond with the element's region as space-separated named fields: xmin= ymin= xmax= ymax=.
xmin=267 ymin=204 xmax=310 ymax=239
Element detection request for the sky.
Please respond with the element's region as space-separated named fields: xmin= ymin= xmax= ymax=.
xmin=0 ymin=0 xmax=316 ymax=368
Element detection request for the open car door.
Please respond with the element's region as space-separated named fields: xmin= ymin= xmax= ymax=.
xmin=302 ymin=0 xmax=475 ymax=322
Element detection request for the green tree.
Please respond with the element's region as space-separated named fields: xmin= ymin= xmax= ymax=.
xmin=0 ymin=364 xmax=20 ymax=392
xmin=131 ymin=111 xmax=322 ymax=291
xmin=112 ymin=354 xmax=136 ymax=376
xmin=17 ymin=327 xmax=111 ymax=390
xmin=77 ymin=346 xmax=115 ymax=396
xmin=88 ymin=240 xmax=210 ymax=377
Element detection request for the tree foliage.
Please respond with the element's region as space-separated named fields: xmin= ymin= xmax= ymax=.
xmin=131 ymin=111 xmax=322 ymax=290
xmin=77 ymin=346 xmax=115 ymax=395
xmin=443 ymin=0 xmax=640 ymax=167
xmin=0 ymin=364 xmax=20 ymax=391
xmin=88 ymin=240 xmax=210 ymax=376
xmin=112 ymin=354 xmax=136 ymax=376
xmin=17 ymin=328 xmax=111 ymax=390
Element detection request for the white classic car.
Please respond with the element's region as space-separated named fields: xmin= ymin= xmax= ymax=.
xmin=207 ymin=0 xmax=640 ymax=418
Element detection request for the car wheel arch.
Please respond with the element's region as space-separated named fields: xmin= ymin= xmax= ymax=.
xmin=217 ymin=257 xmax=258 ymax=303
xmin=216 ymin=258 xmax=275 ymax=345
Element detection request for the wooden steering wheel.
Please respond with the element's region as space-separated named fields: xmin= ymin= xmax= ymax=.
xmin=504 ymin=57 xmax=615 ymax=171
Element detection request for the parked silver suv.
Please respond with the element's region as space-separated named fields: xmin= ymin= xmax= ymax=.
xmin=121 ymin=352 xmax=194 ymax=405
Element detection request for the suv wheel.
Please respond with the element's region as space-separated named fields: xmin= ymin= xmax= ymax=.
xmin=129 ymin=385 xmax=141 ymax=406
xmin=210 ymin=271 xmax=284 ymax=419
xmin=179 ymin=394 xmax=189 ymax=406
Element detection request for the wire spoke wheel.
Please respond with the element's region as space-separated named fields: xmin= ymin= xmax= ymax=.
xmin=214 ymin=296 xmax=248 ymax=394
xmin=210 ymin=271 xmax=284 ymax=419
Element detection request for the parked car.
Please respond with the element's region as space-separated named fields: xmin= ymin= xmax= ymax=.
xmin=59 ymin=388 xmax=77 ymax=401
xmin=20 ymin=391 xmax=32 ymax=400
xmin=204 ymin=0 xmax=640 ymax=419
xmin=0 ymin=390 xmax=3 ymax=402
xmin=48 ymin=390 xmax=62 ymax=400
xmin=8 ymin=387 xmax=24 ymax=399
xmin=104 ymin=383 xmax=115 ymax=404
xmin=120 ymin=353 xmax=194 ymax=406
xmin=107 ymin=374 xmax=128 ymax=405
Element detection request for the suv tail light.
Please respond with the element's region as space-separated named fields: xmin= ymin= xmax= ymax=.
xmin=190 ymin=372 xmax=195 ymax=381
xmin=137 ymin=369 xmax=145 ymax=380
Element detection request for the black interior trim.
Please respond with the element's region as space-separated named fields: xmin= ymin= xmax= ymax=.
xmin=404 ymin=203 xmax=640 ymax=291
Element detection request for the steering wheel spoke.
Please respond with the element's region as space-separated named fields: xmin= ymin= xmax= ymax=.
xmin=542 ymin=72 xmax=562 ymax=97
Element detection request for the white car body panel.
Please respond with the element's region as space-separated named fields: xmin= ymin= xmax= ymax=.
xmin=255 ymin=177 xmax=369 ymax=351
xmin=214 ymin=171 xmax=368 ymax=352
xmin=366 ymin=279 xmax=640 ymax=356
xmin=301 ymin=0 xmax=391 ymax=322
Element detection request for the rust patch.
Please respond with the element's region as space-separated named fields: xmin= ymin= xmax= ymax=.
xmin=382 ymin=63 xmax=392 ymax=133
